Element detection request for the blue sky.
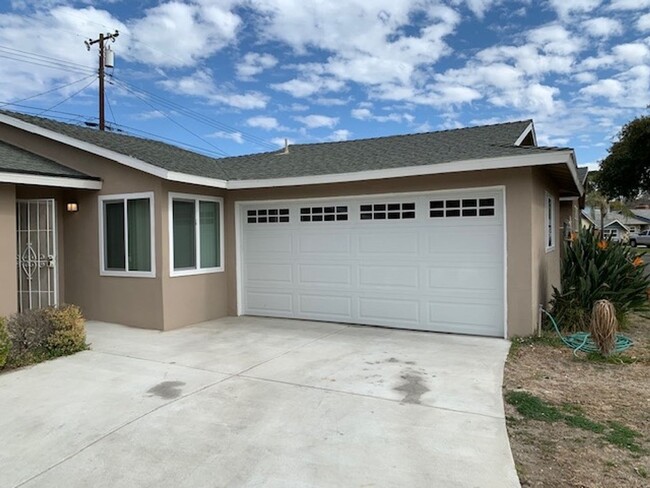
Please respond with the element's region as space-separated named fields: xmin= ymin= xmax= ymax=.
xmin=1 ymin=1 xmax=649 ymax=168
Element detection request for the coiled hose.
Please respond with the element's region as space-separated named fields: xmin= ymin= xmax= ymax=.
xmin=540 ymin=308 xmax=634 ymax=356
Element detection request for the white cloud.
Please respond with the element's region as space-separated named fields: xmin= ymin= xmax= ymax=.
xmin=159 ymin=69 xmax=268 ymax=109
xmin=294 ymin=114 xmax=339 ymax=128
xmin=351 ymin=106 xmax=415 ymax=123
xmin=327 ymin=129 xmax=351 ymax=141
xmin=547 ymin=0 xmax=601 ymax=19
xmin=580 ymin=65 xmax=650 ymax=108
xmin=209 ymin=131 xmax=244 ymax=143
xmin=450 ymin=1 xmax=501 ymax=19
xmin=608 ymin=0 xmax=650 ymax=10
xmin=351 ymin=108 xmax=372 ymax=120
xmin=235 ymin=52 xmax=278 ymax=80
xmin=271 ymin=74 xmax=345 ymax=97
xmin=527 ymin=24 xmax=584 ymax=55
xmin=127 ymin=1 xmax=241 ymax=68
xmin=638 ymin=13 xmax=650 ymax=31
xmin=246 ymin=115 xmax=287 ymax=130
xmin=612 ymin=43 xmax=650 ymax=65
xmin=582 ymin=18 xmax=623 ymax=38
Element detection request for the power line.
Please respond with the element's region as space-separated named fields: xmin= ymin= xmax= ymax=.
xmin=0 ymin=45 xmax=96 ymax=71
xmin=0 ymin=52 xmax=95 ymax=76
xmin=35 ymin=77 xmax=97 ymax=116
xmin=0 ymin=74 xmax=96 ymax=108
xmin=115 ymin=81 xmax=230 ymax=157
xmin=105 ymin=91 xmax=117 ymax=126
xmin=112 ymin=77 xmax=278 ymax=151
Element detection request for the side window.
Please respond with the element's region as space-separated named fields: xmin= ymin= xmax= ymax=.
xmin=545 ymin=192 xmax=555 ymax=252
xmin=99 ymin=193 xmax=154 ymax=277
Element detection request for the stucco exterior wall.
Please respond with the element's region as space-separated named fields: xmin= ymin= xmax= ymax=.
xmin=224 ymin=167 xmax=538 ymax=338
xmin=160 ymin=181 xmax=228 ymax=330
xmin=0 ymin=184 xmax=17 ymax=318
xmin=1 ymin=125 xmax=165 ymax=329
xmin=530 ymin=167 xmax=562 ymax=333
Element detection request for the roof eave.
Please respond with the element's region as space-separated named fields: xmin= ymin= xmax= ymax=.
xmin=0 ymin=171 xmax=102 ymax=189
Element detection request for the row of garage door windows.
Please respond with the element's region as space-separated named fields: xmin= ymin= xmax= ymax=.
xmin=247 ymin=198 xmax=496 ymax=224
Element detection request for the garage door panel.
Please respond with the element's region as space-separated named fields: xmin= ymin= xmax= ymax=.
xmin=246 ymin=234 xmax=292 ymax=254
xmin=246 ymin=291 xmax=293 ymax=313
xmin=246 ymin=263 xmax=293 ymax=284
xmin=427 ymin=265 xmax=501 ymax=291
xmin=358 ymin=297 xmax=420 ymax=324
xmin=359 ymin=265 xmax=419 ymax=289
xmin=357 ymin=233 xmax=419 ymax=254
xmin=299 ymin=294 xmax=351 ymax=317
xmin=240 ymin=189 xmax=505 ymax=337
xmin=299 ymin=233 xmax=351 ymax=254
xmin=299 ymin=264 xmax=351 ymax=286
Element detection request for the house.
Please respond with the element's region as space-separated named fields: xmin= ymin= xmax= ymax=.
xmin=580 ymin=209 xmax=596 ymax=229
xmin=0 ymin=112 xmax=584 ymax=338
xmin=590 ymin=209 xmax=650 ymax=240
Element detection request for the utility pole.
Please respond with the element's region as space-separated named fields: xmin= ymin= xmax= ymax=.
xmin=85 ymin=30 xmax=119 ymax=131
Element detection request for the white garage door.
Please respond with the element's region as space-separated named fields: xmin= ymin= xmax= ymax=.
xmin=238 ymin=189 xmax=505 ymax=337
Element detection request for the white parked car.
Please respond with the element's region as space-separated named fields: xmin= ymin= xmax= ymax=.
xmin=629 ymin=230 xmax=650 ymax=247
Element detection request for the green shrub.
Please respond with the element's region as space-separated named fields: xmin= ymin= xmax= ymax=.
xmin=44 ymin=304 xmax=86 ymax=356
xmin=551 ymin=228 xmax=649 ymax=331
xmin=6 ymin=308 xmax=53 ymax=357
xmin=0 ymin=317 xmax=10 ymax=368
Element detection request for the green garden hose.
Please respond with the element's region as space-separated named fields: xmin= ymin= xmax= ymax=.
xmin=540 ymin=308 xmax=634 ymax=356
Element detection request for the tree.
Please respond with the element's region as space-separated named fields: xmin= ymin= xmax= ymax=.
xmin=598 ymin=115 xmax=650 ymax=200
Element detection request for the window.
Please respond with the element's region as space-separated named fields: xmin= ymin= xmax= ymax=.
xmin=99 ymin=192 xmax=155 ymax=277
xmin=545 ymin=192 xmax=555 ymax=252
xmin=247 ymin=208 xmax=289 ymax=223
xmin=429 ymin=197 xmax=495 ymax=218
xmin=169 ymin=193 xmax=224 ymax=276
xmin=301 ymin=206 xmax=348 ymax=222
xmin=360 ymin=202 xmax=415 ymax=220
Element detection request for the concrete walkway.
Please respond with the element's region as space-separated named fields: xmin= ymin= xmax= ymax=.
xmin=0 ymin=317 xmax=520 ymax=488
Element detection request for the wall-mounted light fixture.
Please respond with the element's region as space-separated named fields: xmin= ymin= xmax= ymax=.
xmin=66 ymin=202 xmax=79 ymax=212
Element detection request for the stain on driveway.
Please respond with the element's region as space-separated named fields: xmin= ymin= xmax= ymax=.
xmin=147 ymin=381 xmax=186 ymax=400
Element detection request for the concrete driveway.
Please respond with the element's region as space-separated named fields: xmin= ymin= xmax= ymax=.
xmin=0 ymin=317 xmax=519 ymax=488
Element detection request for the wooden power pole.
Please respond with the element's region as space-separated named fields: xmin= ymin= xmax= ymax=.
xmin=85 ymin=30 xmax=119 ymax=131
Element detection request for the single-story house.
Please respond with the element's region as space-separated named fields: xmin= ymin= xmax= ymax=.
xmin=0 ymin=112 xmax=584 ymax=338
xmin=590 ymin=209 xmax=650 ymax=239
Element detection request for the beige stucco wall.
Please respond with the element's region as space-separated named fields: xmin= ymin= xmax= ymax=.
xmin=0 ymin=184 xmax=17 ymax=319
xmin=159 ymin=181 xmax=228 ymax=330
xmin=1 ymin=124 xmax=165 ymax=329
xmin=224 ymin=167 xmax=542 ymax=337
xmin=530 ymin=167 xmax=562 ymax=332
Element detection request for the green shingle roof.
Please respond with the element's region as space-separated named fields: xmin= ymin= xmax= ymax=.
xmin=1 ymin=111 xmax=574 ymax=182
xmin=0 ymin=140 xmax=99 ymax=180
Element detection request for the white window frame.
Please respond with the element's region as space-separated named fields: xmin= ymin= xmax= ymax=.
xmin=98 ymin=192 xmax=156 ymax=278
xmin=545 ymin=191 xmax=556 ymax=252
xmin=169 ymin=192 xmax=225 ymax=277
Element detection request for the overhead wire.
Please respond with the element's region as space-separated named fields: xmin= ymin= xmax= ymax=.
xmin=114 ymin=80 xmax=230 ymax=157
xmin=35 ymin=77 xmax=97 ymax=116
xmin=0 ymin=74 xmax=97 ymax=108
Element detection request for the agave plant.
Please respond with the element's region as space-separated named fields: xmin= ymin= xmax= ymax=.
xmin=550 ymin=228 xmax=649 ymax=331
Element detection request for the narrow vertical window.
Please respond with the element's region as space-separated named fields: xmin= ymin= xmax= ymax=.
xmin=545 ymin=192 xmax=555 ymax=252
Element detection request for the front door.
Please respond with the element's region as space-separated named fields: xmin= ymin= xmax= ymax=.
xmin=16 ymin=199 xmax=58 ymax=312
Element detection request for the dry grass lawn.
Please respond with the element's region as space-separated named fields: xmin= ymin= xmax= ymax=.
xmin=504 ymin=314 xmax=650 ymax=487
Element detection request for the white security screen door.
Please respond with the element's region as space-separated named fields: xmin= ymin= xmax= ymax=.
xmin=16 ymin=199 xmax=58 ymax=312
xmin=239 ymin=189 xmax=505 ymax=337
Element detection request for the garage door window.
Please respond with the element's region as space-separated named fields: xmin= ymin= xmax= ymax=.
xmin=247 ymin=208 xmax=290 ymax=223
xmin=360 ymin=203 xmax=415 ymax=220
xmin=430 ymin=198 xmax=495 ymax=218
xmin=301 ymin=206 xmax=348 ymax=222
xmin=99 ymin=192 xmax=155 ymax=277
xmin=170 ymin=193 xmax=224 ymax=276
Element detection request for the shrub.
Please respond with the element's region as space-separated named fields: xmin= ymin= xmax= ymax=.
xmin=6 ymin=308 xmax=53 ymax=357
xmin=0 ymin=317 xmax=10 ymax=368
xmin=550 ymin=229 xmax=650 ymax=331
xmin=44 ymin=304 xmax=86 ymax=356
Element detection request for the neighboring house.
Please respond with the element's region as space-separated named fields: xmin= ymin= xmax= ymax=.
xmin=591 ymin=209 xmax=650 ymax=239
xmin=580 ymin=209 xmax=596 ymax=229
xmin=630 ymin=209 xmax=650 ymax=230
xmin=0 ymin=112 xmax=584 ymax=338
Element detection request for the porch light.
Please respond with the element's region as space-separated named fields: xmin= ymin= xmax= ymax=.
xmin=66 ymin=202 xmax=79 ymax=212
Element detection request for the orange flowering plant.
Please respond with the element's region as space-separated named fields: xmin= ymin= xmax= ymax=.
xmin=550 ymin=228 xmax=650 ymax=331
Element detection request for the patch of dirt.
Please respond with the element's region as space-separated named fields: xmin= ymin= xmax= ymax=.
xmin=504 ymin=314 xmax=650 ymax=488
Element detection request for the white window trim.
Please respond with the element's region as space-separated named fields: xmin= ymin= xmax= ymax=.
xmin=545 ymin=191 xmax=556 ymax=252
xmin=98 ymin=192 xmax=156 ymax=278
xmin=169 ymin=192 xmax=225 ymax=277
